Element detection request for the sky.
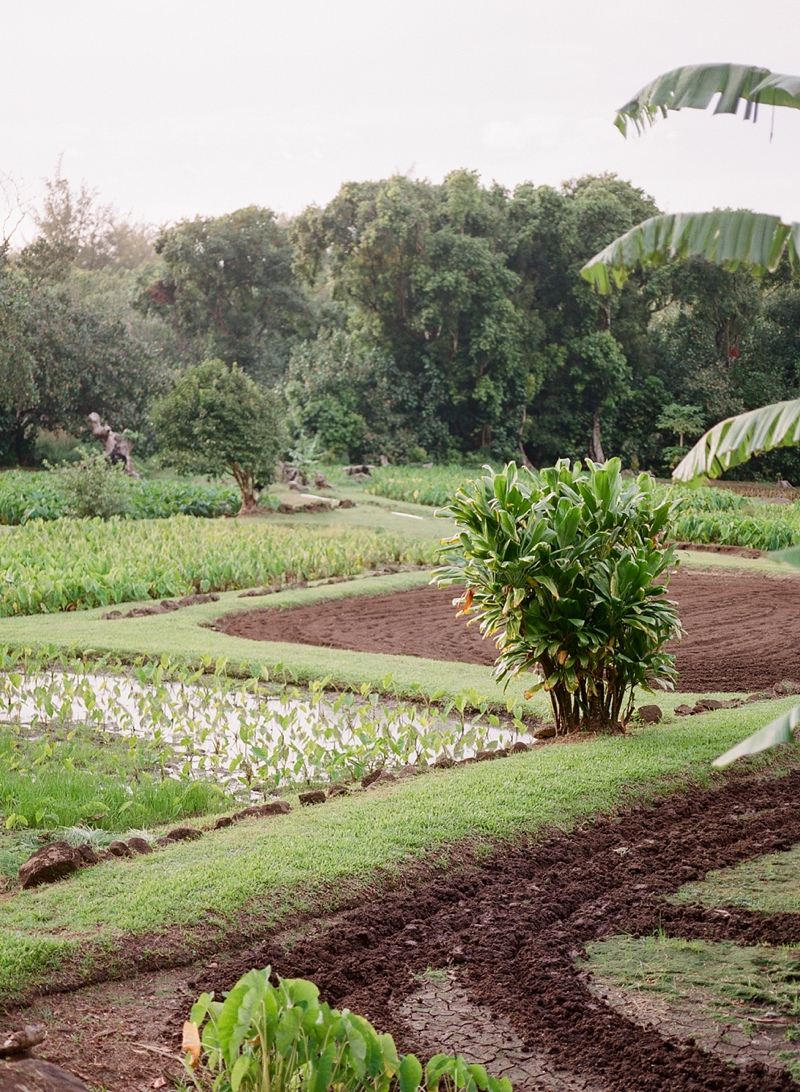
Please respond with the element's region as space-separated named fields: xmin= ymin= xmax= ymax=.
xmin=2 ymin=0 xmax=800 ymax=241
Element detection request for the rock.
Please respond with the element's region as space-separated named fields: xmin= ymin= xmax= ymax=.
xmin=361 ymin=769 xmax=383 ymax=788
xmin=163 ymin=826 xmax=203 ymax=842
xmin=510 ymin=741 xmax=530 ymax=754
xmin=433 ymin=755 xmax=455 ymax=769
xmin=0 ymin=1057 xmax=88 ymax=1090
xmin=178 ymin=593 xmax=220 ymax=606
xmin=327 ymin=784 xmax=349 ymax=798
xmin=238 ymin=801 xmax=291 ymax=819
xmin=96 ymin=849 xmax=115 ymax=861
xmin=299 ymin=790 xmax=326 ymax=806
xmin=74 ymin=843 xmax=99 ymax=865
xmin=693 ymin=698 xmax=725 ymax=713
xmin=534 ymin=723 xmax=557 ymax=740
xmin=344 ymin=464 xmax=371 ymax=477
xmin=126 ymin=836 xmax=153 ymax=855
xmin=106 ymin=840 xmax=132 ymax=858
xmin=368 ymin=771 xmax=396 ymax=788
xmin=637 ymin=704 xmax=663 ymax=724
xmin=214 ymin=816 xmax=235 ymax=829
xmin=474 ymin=749 xmax=498 ymax=762
xmin=101 ymin=610 xmax=123 ymax=620
xmin=674 ymin=703 xmax=694 ymax=716
xmin=159 ymin=599 xmax=181 ymax=611
xmin=338 ymin=498 xmax=355 ymax=509
xmin=19 ymin=842 xmax=80 ymax=889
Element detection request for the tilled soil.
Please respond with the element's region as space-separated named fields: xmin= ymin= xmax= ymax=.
xmin=14 ymin=766 xmax=800 ymax=1091
xmin=215 ymin=567 xmax=800 ymax=692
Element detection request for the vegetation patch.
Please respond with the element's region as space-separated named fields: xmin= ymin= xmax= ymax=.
xmin=671 ymin=843 xmax=800 ymax=915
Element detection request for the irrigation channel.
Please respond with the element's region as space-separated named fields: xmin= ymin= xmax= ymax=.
xmin=0 ymin=670 xmax=532 ymax=791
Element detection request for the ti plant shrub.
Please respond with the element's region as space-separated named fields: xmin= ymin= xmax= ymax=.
xmin=185 ymin=967 xmax=512 ymax=1092
xmin=435 ymin=459 xmax=683 ymax=735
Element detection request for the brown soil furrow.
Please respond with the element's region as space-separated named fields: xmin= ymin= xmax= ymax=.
xmin=214 ymin=568 xmax=800 ymax=692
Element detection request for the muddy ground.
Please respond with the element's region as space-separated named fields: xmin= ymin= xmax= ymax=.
xmin=216 ymin=567 xmax=800 ymax=693
xmin=8 ymin=766 xmax=800 ymax=1091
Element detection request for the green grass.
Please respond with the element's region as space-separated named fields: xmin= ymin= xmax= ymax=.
xmin=0 ymin=701 xmax=796 ymax=1001
xmin=0 ymin=721 xmax=229 ymax=842
xmin=672 ymin=843 xmax=800 ymax=914
xmin=586 ymin=933 xmax=800 ymax=1016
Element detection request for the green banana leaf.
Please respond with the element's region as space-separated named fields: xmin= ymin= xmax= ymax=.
xmin=615 ymin=63 xmax=800 ymax=136
xmin=713 ymin=703 xmax=800 ymax=768
xmin=673 ymin=397 xmax=800 ymax=482
xmin=581 ymin=211 xmax=800 ymax=293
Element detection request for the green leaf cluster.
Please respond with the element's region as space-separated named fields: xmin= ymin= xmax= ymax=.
xmin=435 ymin=459 xmax=682 ymax=734
xmin=188 ymin=967 xmax=512 ymax=1092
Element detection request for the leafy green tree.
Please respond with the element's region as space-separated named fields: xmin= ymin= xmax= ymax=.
xmin=34 ymin=162 xmax=155 ymax=271
xmin=292 ymin=172 xmax=527 ymax=459
xmin=151 ymin=360 xmax=286 ymax=513
xmin=505 ymin=174 xmax=659 ymax=465
xmin=0 ymin=256 xmax=168 ymax=465
xmin=435 ymin=459 xmax=681 ymax=734
xmin=144 ymin=207 xmax=310 ymax=383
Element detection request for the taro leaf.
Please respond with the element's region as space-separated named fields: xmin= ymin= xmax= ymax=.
xmin=230 ymin=1053 xmax=255 ymax=1092
xmin=713 ymin=704 xmax=800 ymax=768
xmin=399 ymin=1052 xmax=424 ymax=1092
xmin=309 ymin=1045 xmax=335 ymax=1092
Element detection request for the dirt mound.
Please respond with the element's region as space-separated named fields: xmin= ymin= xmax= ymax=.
xmin=215 ymin=568 xmax=800 ymax=692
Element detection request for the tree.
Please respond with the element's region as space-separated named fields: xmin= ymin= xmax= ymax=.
xmin=144 ymin=207 xmax=310 ymax=383
xmin=34 ymin=161 xmax=155 ymax=271
xmin=580 ymin=61 xmax=800 ymax=763
xmin=292 ymin=172 xmax=527 ymax=459
xmin=151 ymin=360 xmax=286 ymax=513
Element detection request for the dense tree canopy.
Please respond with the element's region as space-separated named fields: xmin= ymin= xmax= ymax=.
xmin=2 ymin=162 xmax=799 ymax=480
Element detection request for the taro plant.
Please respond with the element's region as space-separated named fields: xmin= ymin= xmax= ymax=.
xmin=184 ymin=967 xmax=512 ymax=1092
xmin=435 ymin=459 xmax=683 ymax=735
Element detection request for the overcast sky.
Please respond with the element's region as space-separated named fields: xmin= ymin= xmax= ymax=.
xmin=3 ymin=0 xmax=800 ymax=240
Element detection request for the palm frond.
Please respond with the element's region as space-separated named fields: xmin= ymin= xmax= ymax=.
xmin=615 ymin=63 xmax=800 ymax=136
xmin=672 ymin=397 xmax=800 ymax=482
xmin=713 ymin=703 xmax=799 ymax=768
xmin=581 ymin=211 xmax=800 ymax=293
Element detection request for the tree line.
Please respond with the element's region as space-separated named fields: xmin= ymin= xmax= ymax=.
xmin=2 ymin=166 xmax=799 ymax=479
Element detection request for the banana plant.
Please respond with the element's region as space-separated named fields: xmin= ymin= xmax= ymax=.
xmin=580 ymin=61 xmax=800 ymax=765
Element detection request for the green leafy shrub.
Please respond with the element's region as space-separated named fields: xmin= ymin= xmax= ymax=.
xmin=186 ymin=967 xmax=512 ymax=1092
xmin=55 ymin=452 xmax=134 ymax=519
xmin=435 ymin=459 xmax=682 ymax=734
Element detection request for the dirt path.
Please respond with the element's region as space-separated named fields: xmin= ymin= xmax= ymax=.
xmin=12 ymin=765 xmax=800 ymax=1091
xmin=215 ymin=568 xmax=800 ymax=693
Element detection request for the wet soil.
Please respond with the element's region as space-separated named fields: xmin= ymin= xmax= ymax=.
xmin=10 ymin=765 xmax=800 ymax=1091
xmin=215 ymin=567 xmax=800 ymax=693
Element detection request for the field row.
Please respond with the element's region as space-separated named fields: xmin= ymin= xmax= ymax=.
xmin=0 ymin=517 xmax=438 ymax=616
xmin=363 ymin=466 xmax=800 ymax=551
xmin=0 ymin=470 xmax=240 ymax=524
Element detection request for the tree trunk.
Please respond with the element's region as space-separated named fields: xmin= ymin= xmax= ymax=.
xmin=589 ymin=407 xmax=605 ymax=464
xmin=230 ymin=462 xmax=259 ymax=514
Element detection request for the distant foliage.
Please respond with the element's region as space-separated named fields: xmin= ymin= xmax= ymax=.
xmin=0 ymin=470 xmax=240 ymax=525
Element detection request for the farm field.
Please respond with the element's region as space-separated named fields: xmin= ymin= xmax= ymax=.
xmin=0 ymin=473 xmax=799 ymax=1091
